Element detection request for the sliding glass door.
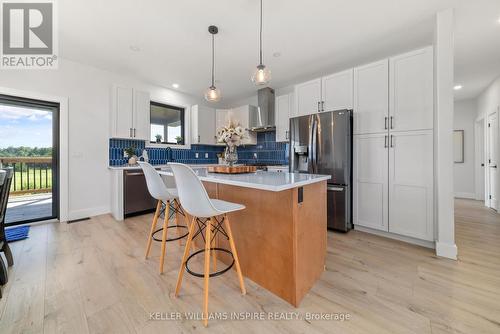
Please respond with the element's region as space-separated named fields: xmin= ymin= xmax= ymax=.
xmin=0 ymin=94 xmax=59 ymax=225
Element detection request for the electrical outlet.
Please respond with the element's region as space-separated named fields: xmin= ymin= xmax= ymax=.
xmin=253 ymin=153 xmax=258 ymax=159
xmin=123 ymin=150 xmax=127 ymax=158
xmin=205 ymin=153 xmax=209 ymax=158
xmin=195 ymin=153 xmax=199 ymax=158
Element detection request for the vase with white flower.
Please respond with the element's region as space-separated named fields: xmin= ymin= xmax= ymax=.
xmin=217 ymin=121 xmax=245 ymax=166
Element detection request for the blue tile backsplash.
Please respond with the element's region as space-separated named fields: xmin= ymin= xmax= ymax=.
xmin=109 ymin=131 xmax=288 ymax=166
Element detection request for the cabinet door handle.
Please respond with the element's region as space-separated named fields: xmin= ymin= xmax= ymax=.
xmin=321 ymin=101 xmax=325 ymax=112
xmin=390 ymin=135 xmax=394 ymax=148
xmin=384 ymin=117 xmax=388 ymax=130
xmin=133 ymin=128 xmax=136 ymax=137
xmin=286 ymin=130 xmax=289 ymax=140
xmin=390 ymin=116 xmax=394 ymax=129
xmin=384 ymin=135 xmax=388 ymax=148
xmin=129 ymin=128 xmax=132 ymax=137
xmin=317 ymin=101 xmax=321 ymax=112
xmin=198 ymin=135 xmax=200 ymax=143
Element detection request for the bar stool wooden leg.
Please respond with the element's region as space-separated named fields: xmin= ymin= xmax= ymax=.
xmin=174 ymin=200 xmax=182 ymax=246
xmin=159 ymin=201 xmax=170 ymax=274
xmin=175 ymin=216 xmax=197 ymax=297
xmin=203 ymin=218 xmax=212 ymax=327
xmin=145 ymin=200 xmax=162 ymax=259
xmin=211 ymin=229 xmax=217 ymax=271
xmin=224 ymin=214 xmax=246 ymax=295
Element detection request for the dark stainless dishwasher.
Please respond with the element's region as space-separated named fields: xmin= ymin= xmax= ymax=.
xmin=123 ymin=170 xmax=157 ymax=217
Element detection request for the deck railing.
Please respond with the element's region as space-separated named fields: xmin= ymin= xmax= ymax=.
xmin=0 ymin=157 xmax=52 ymax=195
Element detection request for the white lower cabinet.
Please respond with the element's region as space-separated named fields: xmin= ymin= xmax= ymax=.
xmin=353 ymin=134 xmax=389 ymax=231
xmin=388 ymin=130 xmax=434 ymax=241
xmin=354 ymin=130 xmax=434 ymax=242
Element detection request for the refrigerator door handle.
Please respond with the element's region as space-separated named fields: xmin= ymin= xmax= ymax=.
xmin=311 ymin=116 xmax=318 ymax=173
xmin=308 ymin=116 xmax=314 ymax=172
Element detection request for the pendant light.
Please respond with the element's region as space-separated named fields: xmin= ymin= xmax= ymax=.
xmin=204 ymin=25 xmax=221 ymax=102
xmin=251 ymin=0 xmax=271 ymax=85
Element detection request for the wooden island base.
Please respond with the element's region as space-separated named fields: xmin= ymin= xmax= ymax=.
xmin=199 ymin=180 xmax=327 ymax=307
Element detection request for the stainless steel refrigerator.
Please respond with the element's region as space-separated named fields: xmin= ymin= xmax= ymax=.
xmin=289 ymin=110 xmax=352 ymax=232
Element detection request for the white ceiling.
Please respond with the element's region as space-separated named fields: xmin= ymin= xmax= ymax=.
xmin=58 ymin=0 xmax=500 ymax=105
xmin=454 ymin=0 xmax=500 ymax=101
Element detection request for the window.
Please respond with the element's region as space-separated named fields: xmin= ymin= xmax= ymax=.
xmin=150 ymin=102 xmax=185 ymax=145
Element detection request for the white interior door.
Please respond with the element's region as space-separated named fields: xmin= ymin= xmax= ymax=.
xmin=388 ymin=130 xmax=434 ymax=241
xmin=353 ymin=133 xmax=389 ymax=231
xmin=488 ymin=112 xmax=499 ymax=210
xmin=475 ymin=119 xmax=485 ymax=201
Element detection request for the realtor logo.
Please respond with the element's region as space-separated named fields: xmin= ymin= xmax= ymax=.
xmin=1 ymin=0 xmax=58 ymax=69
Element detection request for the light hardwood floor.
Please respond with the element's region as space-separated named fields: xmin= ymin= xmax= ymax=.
xmin=1 ymin=199 xmax=499 ymax=333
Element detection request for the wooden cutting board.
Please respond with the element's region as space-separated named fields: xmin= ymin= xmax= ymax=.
xmin=207 ymin=165 xmax=257 ymax=174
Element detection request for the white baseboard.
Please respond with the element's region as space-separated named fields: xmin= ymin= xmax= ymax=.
xmin=66 ymin=206 xmax=110 ymax=222
xmin=353 ymin=225 xmax=435 ymax=249
xmin=454 ymin=192 xmax=476 ymax=199
xmin=436 ymin=242 xmax=458 ymax=260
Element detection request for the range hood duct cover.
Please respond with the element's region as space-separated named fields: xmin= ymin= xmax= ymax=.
xmin=250 ymin=87 xmax=275 ymax=131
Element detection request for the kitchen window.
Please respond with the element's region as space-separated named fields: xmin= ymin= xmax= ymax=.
xmin=150 ymin=101 xmax=185 ymax=145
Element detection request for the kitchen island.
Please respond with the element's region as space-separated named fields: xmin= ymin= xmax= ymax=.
xmin=159 ymin=168 xmax=330 ymax=307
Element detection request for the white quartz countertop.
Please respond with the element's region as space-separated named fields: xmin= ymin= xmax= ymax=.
xmin=158 ymin=167 xmax=330 ymax=192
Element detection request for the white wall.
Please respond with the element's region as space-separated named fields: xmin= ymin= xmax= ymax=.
xmin=453 ymin=99 xmax=477 ymax=198
xmin=0 ymin=58 xmax=206 ymax=220
xmin=477 ymin=76 xmax=500 ymax=120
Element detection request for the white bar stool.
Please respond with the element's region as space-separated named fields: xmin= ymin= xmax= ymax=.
xmin=138 ymin=162 xmax=188 ymax=274
xmin=168 ymin=163 xmax=246 ymax=327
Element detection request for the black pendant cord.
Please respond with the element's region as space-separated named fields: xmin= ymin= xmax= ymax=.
xmin=259 ymin=0 xmax=263 ymax=66
xmin=211 ymin=33 xmax=215 ymax=87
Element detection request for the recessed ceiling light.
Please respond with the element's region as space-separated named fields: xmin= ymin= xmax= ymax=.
xmin=273 ymin=52 xmax=281 ymax=58
xmin=454 ymin=85 xmax=463 ymax=90
xmin=129 ymin=45 xmax=140 ymax=52
xmin=172 ymin=83 xmax=179 ymax=89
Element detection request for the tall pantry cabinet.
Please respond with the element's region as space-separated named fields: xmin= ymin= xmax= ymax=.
xmin=353 ymin=46 xmax=434 ymax=242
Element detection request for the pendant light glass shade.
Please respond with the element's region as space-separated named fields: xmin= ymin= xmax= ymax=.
xmin=205 ymin=25 xmax=221 ymax=102
xmin=252 ymin=64 xmax=271 ymax=85
xmin=204 ymin=85 xmax=221 ymax=102
xmin=252 ymin=0 xmax=271 ymax=86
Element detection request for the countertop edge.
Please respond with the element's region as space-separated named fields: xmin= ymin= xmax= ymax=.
xmin=198 ymin=175 xmax=331 ymax=191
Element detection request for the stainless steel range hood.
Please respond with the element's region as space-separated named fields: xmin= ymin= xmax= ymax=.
xmin=249 ymin=87 xmax=275 ymax=132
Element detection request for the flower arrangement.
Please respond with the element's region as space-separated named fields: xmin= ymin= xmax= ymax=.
xmin=216 ymin=121 xmax=246 ymax=166
xmin=217 ymin=120 xmax=245 ymax=146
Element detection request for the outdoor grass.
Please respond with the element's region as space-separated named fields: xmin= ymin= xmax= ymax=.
xmin=10 ymin=168 xmax=52 ymax=193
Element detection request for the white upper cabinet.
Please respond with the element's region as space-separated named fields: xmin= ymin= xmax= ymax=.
xmin=389 ymin=47 xmax=434 ymax=132
xmin=322 ymin=69 xmax=353 ymax=112
xmin=112 ymin=86 xmax=134 ymax=139
xmin=294 ymin=78 xmax=322 ymax=117
xmin=388 ymin=130 xmax=434 ymax=241
xmin=275 ymin=93 xmax=292 ymax=142
xmin=133 ymin=90 xmax=151 ymax=141
xmin=231 ymin=105 xmax=257 ymax=145
xmin=353 ymin=59 xmax=389 ymax=135
xmin=111 ymin=85 xmax=150 ymax=140
xmin=192 ymin=105 xmax=216 ymax=145
xmin=216 ymin=106 xmax=257 ymax=145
